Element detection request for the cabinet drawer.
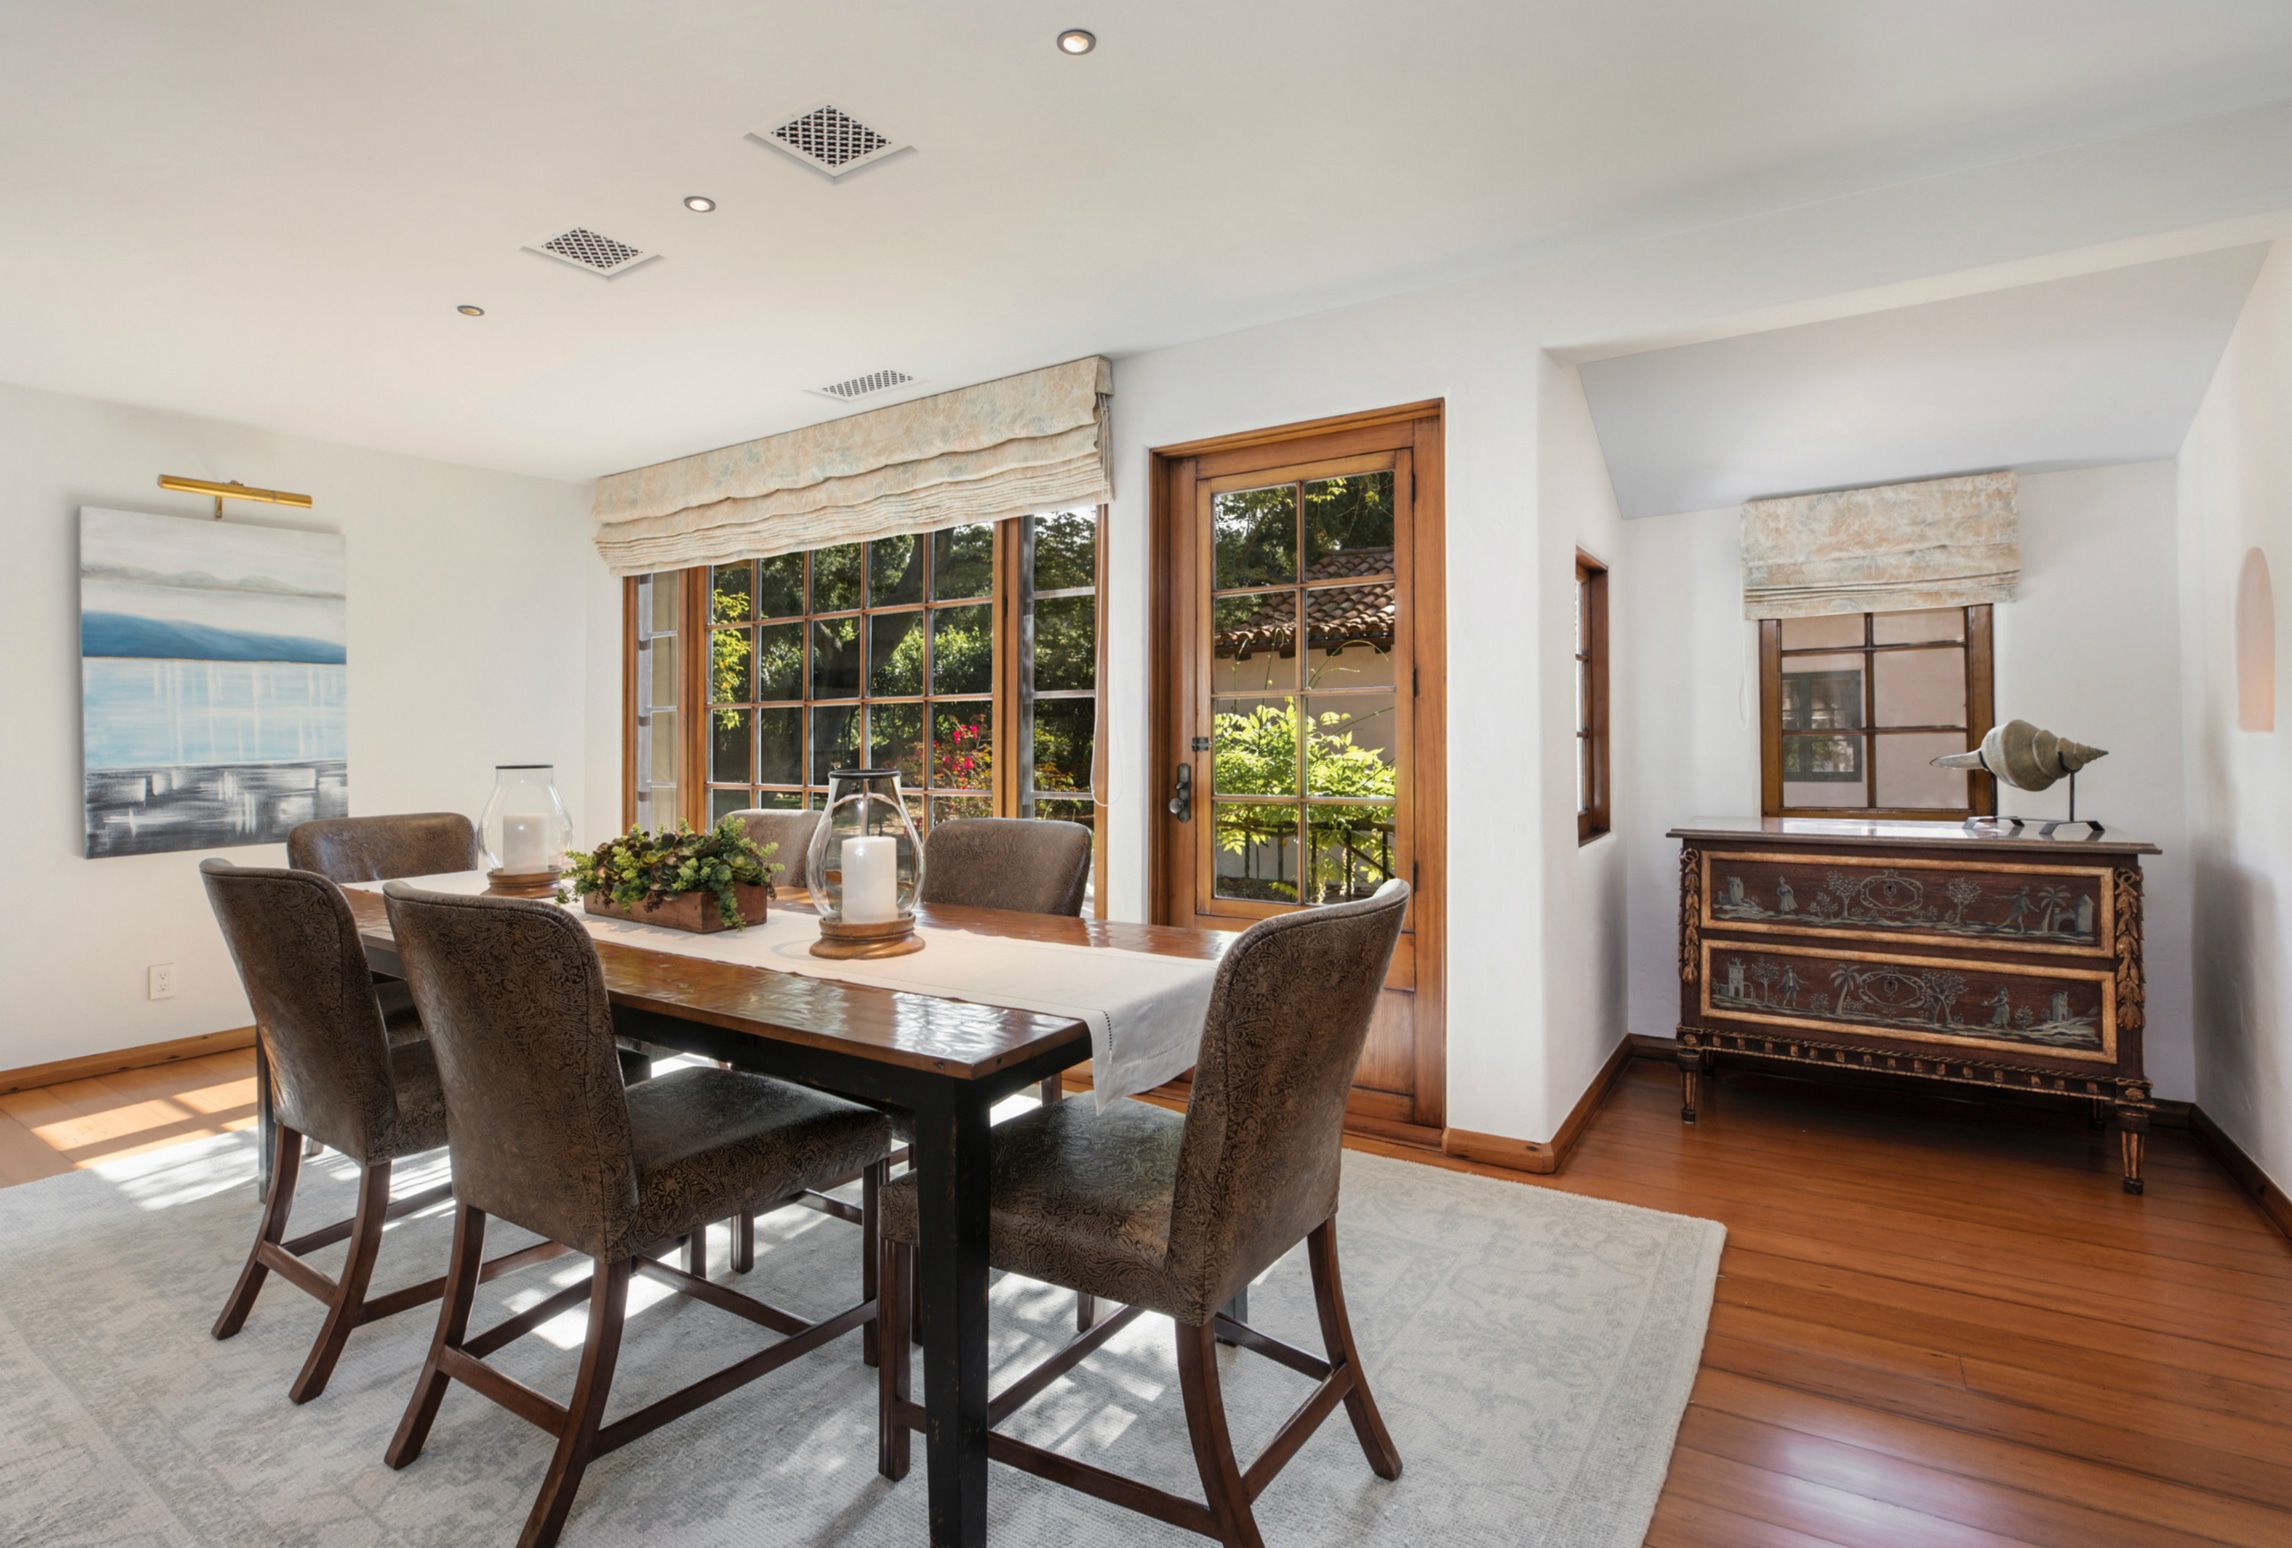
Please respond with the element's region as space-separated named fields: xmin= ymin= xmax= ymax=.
xmin=1703 ymin=849 xmax=2113 ymax=957
xmin=1698 ymin=939 xmax=2117 ymax=1065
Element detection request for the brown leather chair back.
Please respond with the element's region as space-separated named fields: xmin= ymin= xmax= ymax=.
xmin=381 ymin=883 xmax=638 ymax=1255
xmin=288 ymin=813 xmax=479 ymax=882
xmin=200 ymin=860 xmax=401 ymax=1160
xmin=919 ymin=817 xmax=1092 ymax=916
xmin=729 ymin=808 xmax=827 ymax=892
xmin=1164 ymin=879 xmax=1409 ymax=1314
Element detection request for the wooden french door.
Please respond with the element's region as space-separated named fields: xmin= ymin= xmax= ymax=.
xmin=1151 ymin=404 xmax=1446 ymax=1139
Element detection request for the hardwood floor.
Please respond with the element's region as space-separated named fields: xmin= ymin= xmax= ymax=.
xmin=3 ymin=1048 xmax=2286 ymax=1545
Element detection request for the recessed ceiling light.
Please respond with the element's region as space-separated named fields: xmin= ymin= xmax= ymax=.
xmin=683 ymin=194 xmax=717 ymax=212
xmin=456 ymin=304 xmax=485 ymax=317
xmin=1056 ymin=28 xmax=1095 ymax=55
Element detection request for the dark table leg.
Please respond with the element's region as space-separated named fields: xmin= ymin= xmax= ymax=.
xmin=908 ymin=1087 xmax=994 ymax=1548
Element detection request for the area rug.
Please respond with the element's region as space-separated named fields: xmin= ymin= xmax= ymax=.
xmin=0 ymin=1131 xmax=1721 ymax=1547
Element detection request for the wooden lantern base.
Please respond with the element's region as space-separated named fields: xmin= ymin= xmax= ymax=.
xmin=810 ymin=914 xmax=925 ymax=960
xmin=486 ymin=867 xmax=562 ymax=899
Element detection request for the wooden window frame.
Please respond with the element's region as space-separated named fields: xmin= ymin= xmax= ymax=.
xmin=1575 ymin=550 xmax=1611 ymax=843
xmin=1758 ymin=604 xmax=1997 ymax=820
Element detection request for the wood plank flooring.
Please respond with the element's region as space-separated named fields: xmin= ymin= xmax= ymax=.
xmin=3 ymin=1048 xmax=2285 ymax=1544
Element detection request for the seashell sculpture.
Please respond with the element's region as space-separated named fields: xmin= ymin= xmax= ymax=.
xmin=1931 ymin=719 xmax=2107 ymax=792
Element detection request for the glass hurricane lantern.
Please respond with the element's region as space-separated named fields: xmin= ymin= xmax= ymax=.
xmin=478 ymin=763 xmax=575 ymax=897
xmin=806 ymin=767 xmax=927 ymax=958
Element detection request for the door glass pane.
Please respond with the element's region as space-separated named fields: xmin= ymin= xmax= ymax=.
xmin=709 ymin=708 xmax=751 ymax=786
xmin=757 ymin=708 xmax=803 ymax=786
xmin=1214 ymin=805 xmax=1300 ymax=903
xmin=1033 ymin=594 xmax=1096 ymax=692
xmin=812 ymin=704 xmax=861 ymax=785
xmin=1876 ymin=731 xmax=1972 ymax=809
xmin=1306 ymin=802 xmax=1396 ymax=904
xmin=1873 ymin=607 xmax=1965 ymax=644
xmin=931 ymin=605 xmax=993 ymax=694
xmin=1035 ymin=796 xmax=1094 ymax=830
xmin=757 ymin=552 xmax=805 ymax=618
xmin=1031 ymin=698 xmax=1094 ymax=795
xmin=1213 ymin=594 xmax=1298 ymax=691
xmin=933 ymin=523 xmax=994 ymax=600
xmin=1305 ymin=694 xmax=1397 ymax=797
xmin=711 ymin=563 xmax=753 ymax=623
xmin=1302 ymin=471 xmax=1395 ymax=576
xmin=754 ymin=623 xmax=803 ymax=700
xmin=1033 ymin=508 xmax=1097 ymax=590
xmin=869 ymin=534 xmax=924 ymax=607
xmin=710 ymin=624 xmax=750 ymax=705
xmin=1780 ymin=655 xmax=1864 ymax=731
xmin=931 ymin=703 xmax=994 ymax=789
xmin=1874 ymin=647 xmax=1965 ymax=727
xmin=868 ymin=611 xmax=925 ymax=696
xmin=812 ymin=617 xmax=861 ymax=697
xmin=1779 ymin=614 xmax=1864 ymax=649
xmin=1213 ymin=484 xmax=1298 ymax=590
xmin=814 ymin=544 xmax=863 ymax=613
xmin=1212 ymin=697 xmax=1299 ymax=797
xmin=1303 ymin=584 xmax=1397 ymax=689
xmin=868 ymin=702 xmax=926 ymax=788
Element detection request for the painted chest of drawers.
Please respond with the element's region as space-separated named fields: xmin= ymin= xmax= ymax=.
xmin=1669 ymin=818 xmax=2160 ymax=1192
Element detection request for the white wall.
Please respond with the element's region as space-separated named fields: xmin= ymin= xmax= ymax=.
xmin=0 ymin=381 xmax=598 ymax=1070
xmin=2176 ymin=240 xmax=2292 ymax=1193
xmin=1619 ymin=462 xmax=2198 ymax=1098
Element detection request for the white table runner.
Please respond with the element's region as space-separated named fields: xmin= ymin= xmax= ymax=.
xmin=353 ymin=874 xmax=1224 ymax=1107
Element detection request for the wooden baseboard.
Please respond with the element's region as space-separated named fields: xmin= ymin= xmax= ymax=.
xmin=0 ymin=1027 xmax=256 ymax=1097
xmin=2190 ymin=1104 xmax=2292 ymax=1248
xmin=1440 ymin=1035 xmax=1636 ymax=1177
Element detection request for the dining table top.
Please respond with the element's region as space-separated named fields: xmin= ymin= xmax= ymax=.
xmin=340 ymin=884 xmax=1228 ymax=1084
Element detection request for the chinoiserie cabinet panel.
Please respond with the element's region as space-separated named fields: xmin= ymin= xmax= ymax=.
xmin=1670 ymin=819 xmax=2159 ymax=1193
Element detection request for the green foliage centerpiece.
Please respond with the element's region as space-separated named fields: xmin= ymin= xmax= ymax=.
xmin=562 ymin=818 xmax=777 ymax=934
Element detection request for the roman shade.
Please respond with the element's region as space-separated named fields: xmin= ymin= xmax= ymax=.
xmin=592 ymin=357 xmax=1113 ymax=576
xmin=1740 ymin=471 xmax=2020 ymax=620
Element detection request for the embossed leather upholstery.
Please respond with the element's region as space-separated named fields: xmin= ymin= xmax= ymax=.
xmin=199 ymin=860 xmax=450 ymax=1164
xmin=287 ymin=813 xmax=480 ymax=883
xmin=919 ymin=817 xmax=1092 ymax=917
xmin=730 ymin=809 xmax=827 ymax=893
xmin=383 ymin=882 xmax=892 ymax=1260
xmin=882 ymin=879 xmax=1408 ymax=1322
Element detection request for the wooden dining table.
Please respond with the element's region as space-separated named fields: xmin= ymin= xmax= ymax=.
xmin=335 ymin=885 xmax=1226 ymax=1548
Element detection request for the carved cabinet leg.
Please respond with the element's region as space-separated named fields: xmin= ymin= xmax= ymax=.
xmin=1677 ymin=1048 xmax=1707 ymax=1124
xmin=2115 ymin=1102 xmax=2148 ymax=1195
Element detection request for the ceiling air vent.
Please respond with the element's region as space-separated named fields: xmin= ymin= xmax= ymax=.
xmin=751 ymin=103 xmax=909 ymax=181
xmin=523 ymin=226 xmax=660 ymax=279
xmin=809 ymin=369 xmax=919 ymax=404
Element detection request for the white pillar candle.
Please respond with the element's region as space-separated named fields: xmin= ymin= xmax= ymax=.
xmin=840 ymin=836 xmax=898 ymax=924
xmin=501 ymin=813 xmax=548 ymax=872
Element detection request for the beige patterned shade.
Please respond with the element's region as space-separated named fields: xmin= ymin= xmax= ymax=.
xmin=1741 ymin=471 xmax=2019 ymax=619
xmin=591 ymin=357 xmax=1112 ymax=575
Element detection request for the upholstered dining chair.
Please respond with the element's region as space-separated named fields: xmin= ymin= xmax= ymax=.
xmin=875 ymin=879 xmax=1410 ymax=1548
xmin=201 ymin=859 xmax=567 ymax=1404
xmin=920 ymin=815 xmax=1093 ymax=917
xmin=288 ymin=812 xmax=479 ymax=881
xmin=729 ymin=807 xmax=826 ymax=893
xmin=381 ymin=882 xmax=893 ymax=1548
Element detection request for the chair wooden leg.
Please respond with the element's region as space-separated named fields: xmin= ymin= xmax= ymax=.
xmin=214 ymin=1120 xmax=301 ymax=1339
xmin=288 ymin=1158 xmax=391 ymax=1404
xmin=387 ymin=1204 xmax=487 ymax=1469
xmin=877 ymin=1239 xmax=912 ymax=1480
xmin=1038 ymin=1074 xmax=1062 ymax=1107
xmin=1307 ymin=1218 xmax=1402 ymax=1480
xmin=519 ymin=1256 xmax=629 ymax=1548
xmin=686 ymin=1224 xmax=708 ymax=1280
xmin=861 ymin=1160 xmax=882 ymax=1369
xmin=909 ymin=1250 xmax=925 ymax=1347
xmin=1076 ymin=1291 xmax=1097 ymax=1332
xmin=731 ymin=1212 xmax=755 ymax=1275
xmin=1175 ymin=1320 xmax=1265 ymax=1548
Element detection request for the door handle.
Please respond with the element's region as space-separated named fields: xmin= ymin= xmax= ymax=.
xmin=1167 ymin=762 xmax=1193 ymax=822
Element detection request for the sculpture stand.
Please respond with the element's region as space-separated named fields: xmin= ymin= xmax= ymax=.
xmin=1962 ymin=771 xmax=2105 ymax=840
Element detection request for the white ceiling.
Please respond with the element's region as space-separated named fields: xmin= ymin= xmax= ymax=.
xmin=1576 ymin=244 xmax=2269 ymax=518
xmin=6 ymin=2 xmax=2292 ymax=481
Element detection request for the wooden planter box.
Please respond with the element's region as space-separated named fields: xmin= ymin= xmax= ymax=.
xmin=583 ymin=883 xmax=769 ymax=934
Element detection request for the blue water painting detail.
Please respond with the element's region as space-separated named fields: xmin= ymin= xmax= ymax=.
xmin=79 ymin=507 xmax=348 ymax=858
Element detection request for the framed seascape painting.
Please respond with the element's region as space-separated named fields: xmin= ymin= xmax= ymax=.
xmin=79 ymin=507 xmax=348 ymax=858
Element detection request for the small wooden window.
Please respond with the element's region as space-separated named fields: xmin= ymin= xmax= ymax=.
xmin=1759 ymin=605 xmax=1995 ymax=818
xmin=1575 ymin=551 xmax=1610 ymax=842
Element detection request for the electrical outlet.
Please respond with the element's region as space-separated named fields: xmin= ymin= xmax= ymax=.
xmin=148 ymin=963 xmax=176 ymax=1000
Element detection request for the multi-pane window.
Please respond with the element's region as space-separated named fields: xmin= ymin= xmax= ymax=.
xmin=704 ymin=525 xmax=998 ymax=828
xmin=1761 ymin=605 xmax=1995 ymax=817
xmin=1575 ymin=551 xmax=1610 ymax=842
xmin=1016 ymin=508 xmax=1100 ymax=834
